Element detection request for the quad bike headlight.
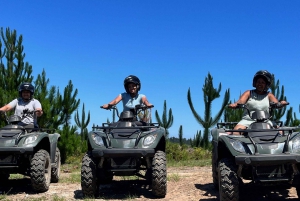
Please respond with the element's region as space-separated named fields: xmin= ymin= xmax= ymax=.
xmin=292 ymin=136 xmax=300 ymax=153
xmin=92 ymin=133 xmax=104 ymax=147
xmin=229 ymin=139 xmax=246 ymax=153
xmin=24 ymin=134 xmax=38 ymax=145
xmin=143 ymin=134 xmax=157 ymax=147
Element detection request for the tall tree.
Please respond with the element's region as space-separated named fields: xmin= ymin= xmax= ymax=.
xmin=155 ymin=100 xmax=173 ymax=138
xmin=188 ymin=72 xmax=230 ymax=148
xmin=0 ymin=28 xmax=33 ymax=110
xmin=269 ymin=74 xmax=287 ymax=122
xmin=34 ymin=69 xmax=59 ymax=128
xmin=223 ymin=99 xmax=243 ymax=123
xmin=75 ymin=103 xmax=90 ymax=141
xmin=178 ymin=125 xmax=183 ymax=146
xmin=58 ymin=80 xmax=80 ymax=126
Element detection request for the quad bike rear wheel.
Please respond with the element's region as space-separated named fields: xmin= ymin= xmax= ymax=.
xmin=81 ymin=152 xmax=98 ymax=198
xmin=30 ymin=149 xmax=51 ymax=192
xmin=51 ymin=147 xmax=61 ymax=183
xmin=151 ymin=150 xmax=167 ymax=197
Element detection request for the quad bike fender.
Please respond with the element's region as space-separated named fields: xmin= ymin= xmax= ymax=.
xmin=216 ymin=135 xmax=243 ymax=160
xmin=48 ymin=133 xmax=60 ymax=163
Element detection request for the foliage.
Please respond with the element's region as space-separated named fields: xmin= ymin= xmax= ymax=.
xmin=75 ymin=103 xmax=90 ymax=141
xmin=269 ymin=74 xmax=287 ymax=122
xmin=155 ymin=100 xmax=173 ymax=138
xmin=166 ymin=141 xmax=211 ymax=162
xmin=0 ymin=27 xmax=85 ymax=163
xmin=178 ymin=125 xmax=183 ymax=146
xmin=187 ymin=72 xmax=230 ymax=148
xmin=223 ymin=99 xmax=243 ymax=123
xmin=58 ymin=125 xmax=87 ymax=164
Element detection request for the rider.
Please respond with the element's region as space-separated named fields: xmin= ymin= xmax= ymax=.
xmin=228 ymin=70 xmax=288 ymax=134
xmin=0 ymin=82 xmax=43 ymax=128
xmin=102 ymin=75 xmax=153 ymax=121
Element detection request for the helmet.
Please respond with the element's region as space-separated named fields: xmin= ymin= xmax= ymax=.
xmin=252 ymin=70 xmax=273 ymax=90
xmin=18 ymin=82 xmax=34 ymax=99
xmin=124 ymin=75 xmax=141 ymax=93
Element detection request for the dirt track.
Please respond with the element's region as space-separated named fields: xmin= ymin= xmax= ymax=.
xmin=0 ymin=166 xmax=299 ymax=201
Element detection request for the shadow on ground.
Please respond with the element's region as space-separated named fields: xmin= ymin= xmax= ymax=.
xmin=195 ymin=182 xmax=299 ymax=201
xmin=74 ymin=179 xmax=161 ymax=200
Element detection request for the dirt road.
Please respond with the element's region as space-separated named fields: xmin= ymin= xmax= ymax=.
xmin=1 ymin=166 xmax=299 ymax=201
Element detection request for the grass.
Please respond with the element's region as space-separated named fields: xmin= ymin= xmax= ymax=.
xmin=167 ymin=173 xmax=180 ymax=182
xmin=168 ymin=159 xmax=211 ymax=167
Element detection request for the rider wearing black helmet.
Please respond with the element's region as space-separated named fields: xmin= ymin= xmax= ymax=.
xmin=228 ymin=70 xmax=288 ymax=134
xmin=0 ymin=82 xmax=43 ymax=127
xmin=102 ymin=75 xmax=153 ymax=112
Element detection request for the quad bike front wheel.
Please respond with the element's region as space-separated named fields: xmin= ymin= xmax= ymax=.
xmin=218 ymin=158 xmax=239 ymax=201
xmin=151 ymin=150 xmax=167 ymax=197
xmin=81 ymin=152 xmax=98 ymax=198
xmin=51 ymin=147 xmax=61 ymax=183
xmin=30 ymin=149 xmax=51 ymax=192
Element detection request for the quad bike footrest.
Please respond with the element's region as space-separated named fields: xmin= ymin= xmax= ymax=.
xmin=92 ymin=148 xmax=155 ymax=158
xmin=236 ymin=154 xmax=300 ymax=165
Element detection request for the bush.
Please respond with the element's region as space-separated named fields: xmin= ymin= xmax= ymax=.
xmin=166 ymin=141 xmax=211 ymax=162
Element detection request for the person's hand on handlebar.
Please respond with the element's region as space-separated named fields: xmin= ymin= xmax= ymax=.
xmin=101 ymin=104 xmax=114 ymax=109
xmin=35 ymin=108 xmax=43 ymax=117
xmin=274 ymin=101 xmax=289 ymax=108
xmin=228 ymin=103 xmax=238 ymax=109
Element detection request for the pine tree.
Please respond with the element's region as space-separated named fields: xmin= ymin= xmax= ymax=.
xmin=0 ymin=28 xmax=33 ymax=113
xmin=58 ymin=80 xmax=80 ymax=126
xmin=187 ymin=72 xmax=230 ymax=148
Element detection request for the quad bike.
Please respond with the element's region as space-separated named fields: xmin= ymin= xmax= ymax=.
xmin=211 ymin=102 xmax=300 ymax=201
xmin=81 ymin=104 xmax=167 ymax=198
xmin=0 ymin=110 xmax=61 ymax=192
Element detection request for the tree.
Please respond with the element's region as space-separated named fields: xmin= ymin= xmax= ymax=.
xmin=223 ymin=99 xmax=243 ymax=123
xmin=0 ymin=27 xmax=84 ymax=163
xmin=285 ymin=105 xmax=300 ymax=127
xmin=187 ymin=72 xmax=230 ymax=148
xmin=155 ymin=100 xmax=173 ymax=138
xmin=178 ymin=125 xmax=183 ymax=146
xmin=191 ymin=130 xmax=202 ymax=147
xmin=0 ymin=28 xmax=33 ymax=118
xmin=75 ymin=103 xmax=90 ymax=141
xmin=269 ymin=74 xmax=287 ymax=122
xmin=34 ymin=69 xmax=58 ymax=128
xmin=57 ymin=80 xmax=80 ymax=127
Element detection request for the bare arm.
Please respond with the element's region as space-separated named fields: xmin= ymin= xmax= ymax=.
xmin=102 ymin=94 xmax=122 ymax=109
xmin=268 ymin=93 xmax=288 ymax=108
xmin=0 ymin=104 xmax=13 ymax=112
xmin=142 ymin=96 xmax=153 ymax=107
xmin=228 ymin=90 xmax=250 ymax=108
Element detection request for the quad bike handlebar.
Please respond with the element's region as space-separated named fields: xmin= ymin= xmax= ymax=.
xmin=234 ymin=102 xmax=289 ymax=122
xmin=101 ymin=104 xmax=154 ymax=119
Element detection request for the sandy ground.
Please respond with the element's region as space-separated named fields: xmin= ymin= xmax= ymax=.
xmin=0 ymin=166 xmax=299 ymax=201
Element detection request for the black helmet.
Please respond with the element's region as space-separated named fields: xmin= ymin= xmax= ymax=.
xmin=252 ymin=70 xmax=273 ymax=90
xmin=19 ymin=82 xmax=34 ymax=99
xmin=124 ymin=75 xmax=141 ymax=93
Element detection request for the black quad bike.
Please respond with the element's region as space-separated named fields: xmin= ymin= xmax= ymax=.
xmin=81 ymin=104 xmax=167 ymax=198
xmin=0 ymin=110 xmax=61 ymax=192
xmin=211 ymin=102 xmax=300 ymax=201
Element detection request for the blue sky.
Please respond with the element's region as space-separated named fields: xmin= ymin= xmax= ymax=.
xmin=1 ymin=1 xmax=299 ymax=139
